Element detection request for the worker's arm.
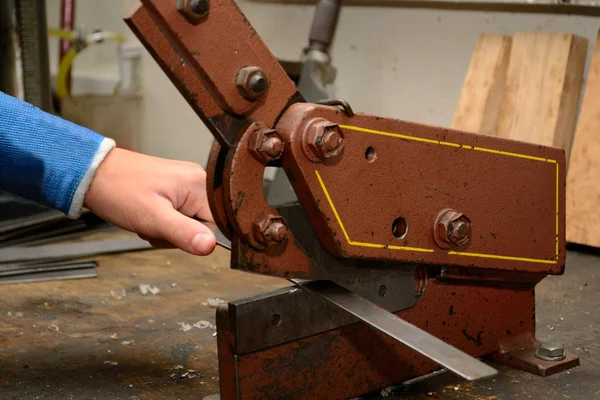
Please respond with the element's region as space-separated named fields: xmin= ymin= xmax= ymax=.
xmin=0 ymin=91 xmax=216 ymax=255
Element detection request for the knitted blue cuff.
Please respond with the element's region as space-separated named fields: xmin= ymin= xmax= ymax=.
xmin=0 ymin=91 xmax=115 ymax=217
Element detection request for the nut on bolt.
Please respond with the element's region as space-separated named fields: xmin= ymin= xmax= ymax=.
xmin=433 ymin=208 xmax=472 ymax=249
xmin=177 ymin=0 xmax=209 ymax=24
xmin=535 ymin=342 xmax=566 ymax=361
xmin=236 ymin=67 xmax=268 ymax=101
xmin=248 ymin=125 xmax=284 ymax=164
xmin=254 ymin=215 xmax=288 ymax=246
xmin=301 ymin=118 xmax=345 ymax=162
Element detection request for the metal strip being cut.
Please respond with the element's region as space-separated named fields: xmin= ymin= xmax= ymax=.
xmin=290 ymin=278 xmax=498 ymax=381
xmin=204 ymin=221 xmax=496 ymax=380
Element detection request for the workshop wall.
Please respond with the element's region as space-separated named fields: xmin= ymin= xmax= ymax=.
xmin=45 ymin=0 xmax=599 ymax=166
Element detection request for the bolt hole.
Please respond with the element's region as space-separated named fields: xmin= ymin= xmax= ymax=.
xmin=378 ymin=285 xmax=387 ymax=297
xmin=392 ymin=217 xmax=408 ymax=239
xmin=365 ymin=146 xmax=377 ymax=162
xmin=271 ymin=314 xmax=281 ymax=326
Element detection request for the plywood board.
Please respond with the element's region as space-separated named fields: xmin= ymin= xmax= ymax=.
xmin=567 ymin=30 xmax=600 ymax=247
xmin=496 ymin=32 xmax=587 ymax=161
xmin=452 ymin=34 xmax=512 ymax=135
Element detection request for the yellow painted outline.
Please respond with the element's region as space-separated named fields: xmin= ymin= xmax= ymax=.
xmin=315 ymin=170 xmax=434 ymax=253
xmin=314 ymin=125 xmax=559 ymax=264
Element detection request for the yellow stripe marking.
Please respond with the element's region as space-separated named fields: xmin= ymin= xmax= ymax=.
xmin=314 ymin=169 xmax=352 ymax=244
xmin=556 ymin=162 xmax=560 ymax=259
xmin=315 ymin=170 xmax=434 ymax=253
xmin=340 ymin=125 xmax=557 ymax=163
xmin=472 ymin=147 xmax=554 ymax=162
xmin=318 ymin=125 xmax=561 ymax=264
xmin=448 ymin=251 xmax=557 ymax=265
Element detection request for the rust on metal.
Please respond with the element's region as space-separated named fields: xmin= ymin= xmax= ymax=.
xmin=247 ymin=122 xmax=283 ymax=163
xmin=275 ymin=103 xmax=566 ymax=275
xmin=222 ymin=124 xmax=285 ymax=249
xmin=206 ymin=142 xmax=232 ymax=239
xmin=217 ymin=275 xmax=538 ymax=400
xmin=301 ymin=117 xmax=345 ymax=162
xmin=253 ymin=214 xmax=288 ymax=245
xmin=176 ymin=0 xmax=209 ymax=24
xmin=232 ymin=235 xmax=318 ymax=278
xmin=236 ymin=66 xmax=269 ymax=101
xmin=139 ymin=0 xmax=300 ymax=119
xmin=127 ymin=1 xmax=577 ymax=397
xmin=494 ymin=333 xmax=580 ymax=377
xmin=125 ymin=3 xmax=245 ymax=148
xmin=433 ymin=208 xmax=472 ymax=249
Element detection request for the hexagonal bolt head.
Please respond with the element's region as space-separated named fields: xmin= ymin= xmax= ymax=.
xmin=302 ymin=118 xmax=345 ymax=162
xmin=177 ymin=0 xmax=209 ymax=24
xmin=236 ymin=67 xmax=268 ymax=101
xmin=433 ymin=208 xmax=472 ymax=249
xmin=248 ymin=127 xmax=284 ymax=164
xmin=535 ymin=343 xmax=566 ymax=361
xmin=254 ymin=215 xmax=288 ymax=245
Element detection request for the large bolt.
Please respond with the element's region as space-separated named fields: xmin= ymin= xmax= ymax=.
xmin=254 ymin=215 xmax=288 ymax=246
xmin=323 ymin=130 xmax=342 ymax=151
xmin=260 ymin=137 xmax=283 ymax=158
xmin=452 ymin=220 xmax=469 ymax=241
xmin=301 ymin=118 xmax=345 ymax=162
xmin=177 ymin=0 xmax=209 ymax=23
xmin=236 ymin=67 xmax=268 ymax=101
xmin=190 ymin=0 xmax=209 ymax=14
xmin=535 ymin=342 xmax=566 ymax=361
xmin=433 ymin=208 xmax=472 ymax=249
xmin=248 ymin=124 xmax=283 ymax=163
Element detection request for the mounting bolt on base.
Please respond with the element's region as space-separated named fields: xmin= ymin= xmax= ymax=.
xmin=535 ymin=342 xmax=566 ymax=362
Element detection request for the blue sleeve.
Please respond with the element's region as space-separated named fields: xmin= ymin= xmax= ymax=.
xmin=0 ymin=91 xmax=115 ymax=217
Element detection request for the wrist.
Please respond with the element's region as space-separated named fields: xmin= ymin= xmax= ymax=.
xmin=73 ymin=138 xmax=116 ymax=217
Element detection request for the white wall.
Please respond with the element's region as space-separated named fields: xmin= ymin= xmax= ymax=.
xmin=45 ymin=0 xmax=600 ymax=166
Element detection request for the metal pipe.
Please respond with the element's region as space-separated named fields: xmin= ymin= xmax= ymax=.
xmin=308 ymin=0 xmax=342 ymax=53
xmin=59 ymin=0 xmax=76 ymax=94
xmin=14 ymin=0 xmax=52 ymax=112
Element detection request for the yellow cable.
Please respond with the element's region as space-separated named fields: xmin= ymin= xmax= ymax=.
xmin=47 ymin=28 xmax=76 ymax=41
xmin=56 ymin=47 xmax=78 ymax=98
xmin=51 ymin=28 xmax=127 ymax=98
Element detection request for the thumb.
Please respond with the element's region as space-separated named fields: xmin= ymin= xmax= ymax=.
xmin=152 ymin=207 xmax=217 ymax=255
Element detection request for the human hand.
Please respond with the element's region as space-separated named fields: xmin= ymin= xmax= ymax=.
xmin=83 ymin=148 xmax=216 ymax=256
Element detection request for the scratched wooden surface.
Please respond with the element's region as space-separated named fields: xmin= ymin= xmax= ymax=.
xmin=0 ymin=232 xmax=598 ymax=400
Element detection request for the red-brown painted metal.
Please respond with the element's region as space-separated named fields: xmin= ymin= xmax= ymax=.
xmin=206 ymin=142 xmax=232 ymax=239
xmin=139 ymin=0 xmax=300 ymax=122
xmin=495 ymin=333 xmax=580 ymax=377
xmin=125 ymin=3 xmax=243 ymax=149
xmin=276 ymin=103 xmax=566 ymax=275
xmin=126 ymin=1 xmax=578 ymax=398
xmin=223 ymin=123 xmax=283 ymax=249
xmin=217 ymin=275 xmax=537 ymax=400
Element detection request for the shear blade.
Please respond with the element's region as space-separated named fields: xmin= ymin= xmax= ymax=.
xmin=291 ymin=278 xmax=498 ymax=382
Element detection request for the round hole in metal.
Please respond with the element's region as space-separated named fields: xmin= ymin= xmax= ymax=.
xmin=392 ymin=217 xmax=408 ymax=239
xmin=365 ymin=146 xmax=377 ymax=162
xmin=271 ymin=314 xmax=281 ymax=326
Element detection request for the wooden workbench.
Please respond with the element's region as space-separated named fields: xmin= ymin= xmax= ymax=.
xmin=1 ymin=233 xmax=599 ymax=399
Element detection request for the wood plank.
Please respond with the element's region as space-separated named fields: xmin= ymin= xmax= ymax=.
xmin=496 ymin=32 xmax=587 ymax=161
xmin=567 ymin=30 xmax=600 ymax=247
xmin=452 ymin=34 xmax=512 ymax=135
